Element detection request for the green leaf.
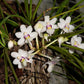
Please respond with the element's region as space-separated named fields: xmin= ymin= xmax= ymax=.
xmin=51 ymin=5 xmax=84 ymax=19
xmin=24 ymin=0 xmax=29 ymax=19
xmin=15 ymin=0 xmax=27 ymax=19
xmin=56 ymin=0 xmax=69 ymax=15
xmin=29 ymin=0 xmax=32 ymax=21
xmin=0 ymin=15 xmax=31 ymax=27
xmin=62 ymin=44 xmax=84 ymax=53
xmin=32 ymin=0 xmax=42 ymax=20
xmin=4 ymin=48 xmax=20 ymax=84
xmin=7 ymin=19 xmax=19 ymax=27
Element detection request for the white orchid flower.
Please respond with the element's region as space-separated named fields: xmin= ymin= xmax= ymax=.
xmin=58 ymin=36 xmax=68 ymax=47
xmin=15 ymin=24 xmax=37 ymax=46
xmin=42 ymin=57 xmax=60 ymax=73
xmin=68 ymin=35 xmax=84 ymax=54
xmin=11 ymin=49 xmax=34 ymax=69
xmin=34 ymin=21 xmax=46 ymax=37
xmin=44 ymin=16 xmax=58 ymax=36
xmin=8 ymin=40 xmax=14 ymax=49
xmin=58 ymin=16 xmax=74 ymax=33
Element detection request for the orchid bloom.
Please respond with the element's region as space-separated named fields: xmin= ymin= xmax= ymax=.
xmin=58 ymin=36 xmax=68 ymax=47
xmin=11 ymin=49 xmax=34 ymax=69
xmin=15 ymin=25 xmax=37 ymax=46
xmin=34 ymin=21 xmax=46 ymax=37
xmin=44 ymin=16 xmax=58 ymax=36
xmin=69 ymin=35 xmax=84 ymax=53
xmin=58 ymin=16 xmax=74 ymax=33
xmin=43 ymin=57 xmax=60 ymax=73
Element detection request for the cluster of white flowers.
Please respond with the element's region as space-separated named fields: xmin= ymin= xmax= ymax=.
xmin=8 ymin=16 xmax=84 ymax=72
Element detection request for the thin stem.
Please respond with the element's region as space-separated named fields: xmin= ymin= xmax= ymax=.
xmin=32 ymin=39 xmax=58 ymax=55
xmin=39 ymin=53 xmax=52 ymax=60
xmin=45 ymin=39 xmax=58 ymax=48
xmin=42 ymin=37 xmax=45 ymax=47
xmin=36 ymin=36 xmax=39 ymax=49
xmin=5 ymin=48 xmax=19 ymax=84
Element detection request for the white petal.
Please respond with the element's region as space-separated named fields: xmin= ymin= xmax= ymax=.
xmin=58 ymin=22 xmax=65 ymax=29
xmin=52 ymin=25 xmax=58 ymax=29
xmin=44 ymin=16 xmax=49 ymax=22
xmin=18 ymin=63 xmax=23 ymax=69
xmin=18 ymin=49 xmax=27 ymax=57
xmin=13 ymin=59 xmax=19 ymax=65
xmin=26 ymin=26 xmax=33 ymax=34
xmin=20 ymin=24 xmax=26 ymax=32
xmin=69 ymin=49 xmax=74 ymax=54
xmin=28 ymin=50 xmax=34 ymax=54
xmin=41 ymin=27 xmax=46 ymax=32
xmin=47 ymin=29 xmax=54 ymax=36
xmin=78 ymin=44 xmax=84 ymax=49
xmin=48 ymin=64 xmax=54 ymax=73
xmin=15 ymin=32 xmax=23 ymax=38
xmin=11 ymin=52 xmax=19 ymax=58
xmin=69 ymin=25 xmax=74 ymax=31
xmin=66 ymin=16 xmax=71 ymax=23
xmin=60 ymin=18 xmax=65 ymax=23
xmin=18 ymin=38 xmax=25 ymax=46
xmin=49 ymin=18 xmax=57 ymax=24
xmin=29 ymin=32 xmax=37 ymax=41
xmin=23 ymin=61 xmax=27 ymax=66
xmin=26 ymin=59 xmax=33 ymax=63
xmin=77 ymin=37 xmax=82 ymax=43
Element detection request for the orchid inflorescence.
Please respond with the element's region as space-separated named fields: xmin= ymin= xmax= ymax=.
xmin=8 ymin=16 xmax=84 ymax=73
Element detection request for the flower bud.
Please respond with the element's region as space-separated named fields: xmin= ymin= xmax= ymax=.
xmin=8 ymin=40 xmax=14 ymax=49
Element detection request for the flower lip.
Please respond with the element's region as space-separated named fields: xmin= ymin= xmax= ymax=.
xmin=46 ymin=24 xmax=52 ymax=29
xmin=64 ymin=24 xmax=69 ymax=30
xmin=23 ymin=32 xmax=30 ymax=40
xmin=19 ymin=56 xmax=25 ymax=62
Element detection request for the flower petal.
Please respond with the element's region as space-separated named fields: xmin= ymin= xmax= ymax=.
xmin=11 ymin=52 xmax=19 ymax=58
xmin=20 ymin=24 xmax=26 ymax=32
xmin=44 ymin=16 xmax=49 ymax=22
xmin=29 ymin=32 xmax=37 ymax=41
xmin=18 ymin=63 xmax=23 ymax=69
xmin=26 ymin=26 xmax=33 ymax=34
xmin=13 ymin=59 xmax=19 ymax=65
xmin=69 ymin=49 xmax=74 ymax=54
xmin=18 ymin=49 xmax=27 ymax=57
xmin=60 ymin=18 xmax=65 ymax=23
xmin=18 ymin=38 xmax=25 ymax=46
xmin=15 ymin=32 xmax=23 ymax=38
xmin=49 ymin=18 xmax=57 ymax=24
xmin=79 ymin=44 xmax=84 ymax=49
xmin=26 ymin=59 xmax=33 ymax=63
xmin=52 ymin=25 xmax=58 ymax=29
xmin=47 ymin=29 xmax=54 ymax=36
xmin=66 ymin=16 xmax=71 ymax=23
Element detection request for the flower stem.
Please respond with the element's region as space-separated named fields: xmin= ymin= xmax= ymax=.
xmin=42 ymin=37 xmax=45 ymax=47
xmin=4 ymin=48 xmax=20 ymax=84
xmin=32 ymin=39 xmax=58 ymax=55
xmin=45 ymin=39 xmax=58 ymax=48
xmin=36 ymin=36 xmax=39 ymax=49
xmin=39 ymin=53 xmax=52 ymax=60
